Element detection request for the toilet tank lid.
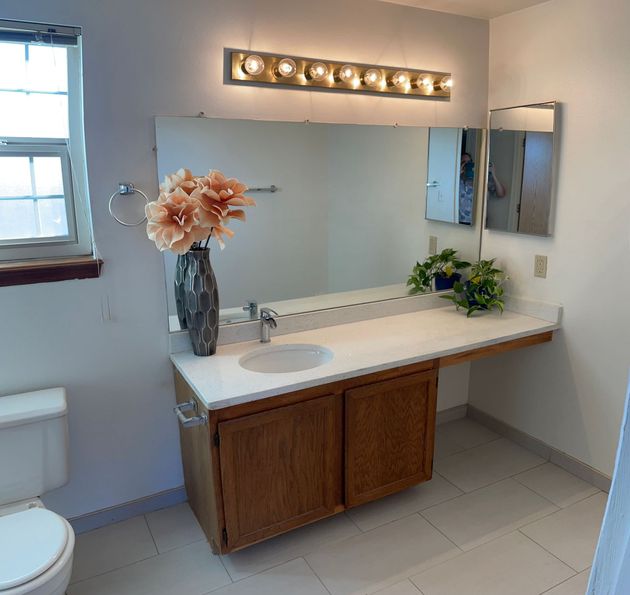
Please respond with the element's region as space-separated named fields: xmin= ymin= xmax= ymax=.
xmin=0 ymin=388 xmax=67 ymax=429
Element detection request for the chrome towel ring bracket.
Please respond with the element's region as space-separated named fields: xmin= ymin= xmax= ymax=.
xmin=109 ymin=182 xmax=149 ymax=227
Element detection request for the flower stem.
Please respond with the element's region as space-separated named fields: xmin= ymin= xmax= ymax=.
xmin=203 ymin=228 xmax=214 ymax=249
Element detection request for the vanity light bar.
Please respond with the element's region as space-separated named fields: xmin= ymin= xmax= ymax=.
xmin=228 ymin=50 xmax=451 ymax=100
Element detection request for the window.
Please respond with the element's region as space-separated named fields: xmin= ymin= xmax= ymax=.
xmin=0 ymin=20 xmax=93 ymax=262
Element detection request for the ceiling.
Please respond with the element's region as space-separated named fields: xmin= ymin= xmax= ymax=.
xmin=379 ymin=0 xmax=549 ymax=19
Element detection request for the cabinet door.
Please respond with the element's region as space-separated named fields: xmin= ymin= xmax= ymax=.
xmin=345 ymin=370 xmax=437 ymax=507
xmin=218 ymin=394 xmax=342 ymax=551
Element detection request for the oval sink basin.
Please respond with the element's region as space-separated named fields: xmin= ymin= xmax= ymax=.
xmin=239 ymin=344 xmax=333 ymax=374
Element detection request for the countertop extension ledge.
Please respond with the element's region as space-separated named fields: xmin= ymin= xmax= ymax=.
xmin=171 ymin=305 xmax=559 ymax=411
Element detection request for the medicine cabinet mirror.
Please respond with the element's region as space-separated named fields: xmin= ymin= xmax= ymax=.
xmin=486 ymin=101 xmax=556 ymax=236
xmin=155 ymin=117 xmax=485 ymax=330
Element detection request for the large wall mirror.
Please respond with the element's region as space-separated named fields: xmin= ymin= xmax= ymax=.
xmin=486 ymin=101 xmax=556 ymax=236
xmin=155 ymin=117 xmax=485 ymax=331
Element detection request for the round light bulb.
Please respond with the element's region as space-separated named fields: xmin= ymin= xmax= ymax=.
xmin=337 ymin=64 xmax=356 ymax=83
xmin=275 ymin=58 xmax=297 ymax=78
xmin=242 ymin=54 xmax=265 ymax=76
xmin=391 ymin=70 xmax=409 ymax=88
xmin=363 ymin=68 xmax=382 ymax=87
xmin=416 ymin=74 xmax=434 ymax=91
xmin=308 ymin=62 xmax=329 ymax=81
xmin=439 ymin=75 xmax=453 ymax=91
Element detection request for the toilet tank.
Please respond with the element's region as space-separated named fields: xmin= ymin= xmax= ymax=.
xmin=0 ymin=388 xmax=69 ymax=506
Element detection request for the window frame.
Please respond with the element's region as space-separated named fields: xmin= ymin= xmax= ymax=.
xmin=0 ymin=25 xmax=94 ymax=263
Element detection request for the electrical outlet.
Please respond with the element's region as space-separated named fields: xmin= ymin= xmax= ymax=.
xmin=429 ymin=235 xmax=438 ymax=255
xmin=534 ymin=254 xmax=548 ymax=278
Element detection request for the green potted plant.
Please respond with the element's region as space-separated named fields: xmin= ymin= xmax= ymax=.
xmin=441 ymin=258 xmax=506 ymax=317
xmin=407 ymin=248 xmax=470 ymax=294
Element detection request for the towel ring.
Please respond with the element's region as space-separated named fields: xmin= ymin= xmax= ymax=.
xmin=109 ymin=183 xmax=149 ymax=227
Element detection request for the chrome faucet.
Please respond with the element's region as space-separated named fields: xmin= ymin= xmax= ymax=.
xmin=242 ymin=300 xmax=258 ymax=320
xmin=260 ymin=307 xmax=278 ymax=343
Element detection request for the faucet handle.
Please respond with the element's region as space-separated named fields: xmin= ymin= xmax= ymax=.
xmin=260 ymin=307 xmax=278 ymax=318
xmin=242 ymin=300 xmax=258 ymax=320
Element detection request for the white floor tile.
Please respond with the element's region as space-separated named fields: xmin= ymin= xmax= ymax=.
xmin=146 ymin=503 xmax=206 ymax=553
xmin=373 ymin=579 xmax=422 ymax=594
xmin=433 ymin=431 xmax=465 ymax=460
xmin=521 ymin=493 xmax=607 ymax=571
xmin=221 ymin=513 xmax=360 ymax=581
xmin=209 ymin=558 xmax=328 ymax=595
xmin=71 ymin=515 xmax=158 ymax=583
xmin=346 ymin=473 xmax=462 ymax=532
xmin=543 ymin=569 xmax=590 ymax=594
xmin=410 ymin=531 xmax=574 ymax=595
xmin=514 ymin=463 xmax=600 ymax=508
xmin=305 ymin=514 xmax=460 ymax=595
xmin=67 ymin=541 xmax=230 ymax=595
xmin=437 ymin=418 xmax=499 ymax=450
xmin=421 ymin=478 xmax=558 ymax=550
xmin=435 ymin=438 xmax=545 ymax=492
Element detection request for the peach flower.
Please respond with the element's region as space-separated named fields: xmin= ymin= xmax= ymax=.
xmin=145 ymin=188 xmax=209 ymax=254
xmin=160 ymin=168 xmax=198 ymax=195
xmin=147 ymin=168 xmax=256 ymax=253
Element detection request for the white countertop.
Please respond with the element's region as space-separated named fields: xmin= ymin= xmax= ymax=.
xmin=171 ymin=306 xmax=559 ymax=411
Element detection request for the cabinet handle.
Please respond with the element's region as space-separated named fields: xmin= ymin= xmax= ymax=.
xmin=174 ymin=400 xmax=208 ymax=428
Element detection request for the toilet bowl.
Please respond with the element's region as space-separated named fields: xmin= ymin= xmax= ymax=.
xmin=0 ymin=500 xmax=75 ymax=595
xmin=0 ymin=389 xmax=75 ymax=595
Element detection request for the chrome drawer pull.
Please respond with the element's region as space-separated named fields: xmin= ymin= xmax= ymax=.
xmin=174 ymin=400 xmax=208 ymax=428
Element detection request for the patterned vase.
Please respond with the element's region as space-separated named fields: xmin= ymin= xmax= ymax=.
xmin=183 ymin=248 xmax=220 ymax=356
xmin=174 ymin=254 xmax=188 ymax=330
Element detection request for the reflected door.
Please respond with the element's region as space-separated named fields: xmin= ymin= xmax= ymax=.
xmin=425 ymin=128 xmax=462 ymax=223
xmin=518 ymin=131 xmax=553 ymax=235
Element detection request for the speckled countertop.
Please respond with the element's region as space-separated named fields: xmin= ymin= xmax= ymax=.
xmin=171 ymin=306 xmax=558 ymax=410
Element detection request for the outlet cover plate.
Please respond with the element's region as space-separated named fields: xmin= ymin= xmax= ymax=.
xmin=534 ymin=254 xmax=548 ymax=278
xmin=429 ymin=236 xmax=438 ymax=255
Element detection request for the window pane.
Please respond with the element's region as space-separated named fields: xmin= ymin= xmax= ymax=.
xmin=0 ymin=156 xmax=32 ymax=197
xmin=0 ymin=43 xmax=26 ymax=89
xmin=0 ymin=198 xmax=69 ymax=240
xmin=37 ymin=198 xmax=69 ymax=237
xmin=0 ymin=199 xmax=37 ymax=240
xmin=33 ymin=156 xmax=64 ymax=196
xmin=26 ymin=46 xmax=68 ymax=93
xmin=0 ymin=91 xmax=68 ymax=137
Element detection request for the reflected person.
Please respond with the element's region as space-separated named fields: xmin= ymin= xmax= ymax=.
xmin=458 ymin=152 xmax=475 ymax=224
xmin=487 ymin=160 xmax=506 ymax=198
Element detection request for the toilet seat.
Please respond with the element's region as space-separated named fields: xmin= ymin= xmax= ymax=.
xmin=0 ymin=508 xmax=69 ymax=590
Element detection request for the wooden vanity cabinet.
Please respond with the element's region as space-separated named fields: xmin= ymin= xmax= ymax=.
xmin=174 ymin=360 xmax=438 ymax=554
xmin=218 ymin=394 xmax=343 ymax=551
xmin=345 ymin=370 xmax=437 ymax=507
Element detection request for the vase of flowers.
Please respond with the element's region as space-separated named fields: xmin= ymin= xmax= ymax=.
xmin=145 ymin=168 xmax=255 ymax=356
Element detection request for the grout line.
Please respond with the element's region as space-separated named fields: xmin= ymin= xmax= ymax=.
xmin=518 ymin=529 xmax=582 ymax=574
xmin=143 ymin=513 xmax=161 ymax=555
xmin=512 ymin=472 xmax=601 ymax=509
xmin=415 ymin=511 xmax=463 ymax=553
xmin=219 ymin=554 xmax=305 ymax=584
xmin=216 ymin=553 xmax=234 ymax=584
xmin=538 ymin=568 xmax=590 ymax=594
xmin=303 ymin=557 xmax=333 ymax=594
xmin=343 ymin=510 xmax=364 ymax=533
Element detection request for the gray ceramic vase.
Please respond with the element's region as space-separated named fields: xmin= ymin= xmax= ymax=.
xmin=174 ymin=254 xmax=188 ymax=330
xmin=183 ymin=248 xmax=219 ymax=356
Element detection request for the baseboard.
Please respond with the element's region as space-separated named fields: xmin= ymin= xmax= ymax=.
xmin=467 ymin=405 xmax=611 ymax=493
xmin=437 ymin=404 xmax=468 ymax=425
xmin=68 ymin=486 xmax=187 ymax=534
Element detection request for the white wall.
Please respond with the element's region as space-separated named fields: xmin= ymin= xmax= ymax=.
xmin=469 ymin=0 xmax=630 ymax=476
xmin=0 ymin=0 xmax=488 ymax=518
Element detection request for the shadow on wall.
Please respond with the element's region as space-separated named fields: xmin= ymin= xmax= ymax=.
xmin=468 ymin=331 xmax=598 ymax=470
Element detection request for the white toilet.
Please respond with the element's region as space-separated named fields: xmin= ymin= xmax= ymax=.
xmin=0 ymin=388 xmax=75 ymax=595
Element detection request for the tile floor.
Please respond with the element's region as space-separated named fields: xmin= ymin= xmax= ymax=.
xmin=67 ymin=418 xmax=605 ymax=595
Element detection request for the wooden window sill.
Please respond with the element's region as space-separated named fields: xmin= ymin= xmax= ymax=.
xmin=0 ymin=256 xmax=103 ymax=287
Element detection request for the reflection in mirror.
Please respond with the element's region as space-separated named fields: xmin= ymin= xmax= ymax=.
xmin=486 ymin=102 xmax=556 ymax=236
xmin=155 ymin=117 xmax=484 ymax=331
xmin=425 ymin=127 xmax=482 ymax=225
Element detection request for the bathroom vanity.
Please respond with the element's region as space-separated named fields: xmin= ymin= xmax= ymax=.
xmin=171 ymin=306 xmax=557 ymax=554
